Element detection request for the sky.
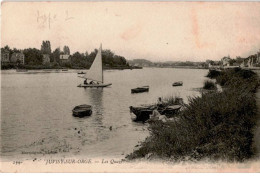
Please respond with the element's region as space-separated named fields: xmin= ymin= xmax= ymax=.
xmin=1 ymin=2 xmax=260 ymax=61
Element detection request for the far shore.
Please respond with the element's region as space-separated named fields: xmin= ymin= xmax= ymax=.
xmin=0 ymin=65 xmax=143 ymax=71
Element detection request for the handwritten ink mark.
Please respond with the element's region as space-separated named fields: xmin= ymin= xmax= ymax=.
xmin=37 ymin=11 xmax=57 ymax=29
xmin=65 ymin=10 xmax=74 ymax=21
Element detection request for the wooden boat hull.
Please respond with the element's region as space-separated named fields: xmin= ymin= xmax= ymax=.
xmin=131 ymin=86 xmax=149 ymax=93
xmin=72 ymin=104 xmax=92 ymax=117
xmin=77 ymin=83 xmax=112 ymax=88
xmin=130 ymin=104 xmax=181 ymax=122
xmin=172 ymin=81 xmax=183 ymax=86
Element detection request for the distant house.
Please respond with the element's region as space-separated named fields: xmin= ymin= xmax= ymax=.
xmin=1 ymin=50 xmax=10 ymax=63
xmin=221 ymin=57 xmax=231 ymax=67
xmin=42 ymin=54 xmax=50 ymax=64
xmin=60 ymin=54 xmax=70 ymax=64
xmin=10 ymin=53 xmax=25 ymax=64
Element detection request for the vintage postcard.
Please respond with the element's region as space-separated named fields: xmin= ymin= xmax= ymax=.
xmin=1 ymin=1 xmax=260 ymax=173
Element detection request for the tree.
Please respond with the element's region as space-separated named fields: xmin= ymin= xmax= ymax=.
xmin=23 ymin=48 xmax=43 ymax=65
xmin=69 ymin=51 xmax=92 ymax=68
xmin=51 ymin=47 xmax=61 ymax=63
xmin=87 ymin=49 xmax=98 ymax=63
xmin=87 ymin=48 xmax=129 ymax=67
xmin=13 ymin=48 xmax=20 ymax=53
xmin=3 ymin=45 xmax=11 ymax=52
xmin=63 ymin=45 xmax=70 ymax=55
xmin=1 ymin=45 xmax=13 ymax=60
xmin=41 ymin=41 xmax=51 ymax=54
xmin=113 ymin=55 xmax=127 ymax=65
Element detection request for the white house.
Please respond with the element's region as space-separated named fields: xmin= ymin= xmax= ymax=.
xmin=60 ymin=54 xmax=70 ymax=64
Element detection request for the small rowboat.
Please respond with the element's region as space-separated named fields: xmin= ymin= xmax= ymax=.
xmin=130 ymin=104 xmax=182 ymax=122
xmin=72 ymin=104 xmax=92 ymax=117
xmin=172 ymin=81 xmax=183 ymax=86
xmin=77 ymin=71 xmax=86 ymax=74
xmin=131 ymin=86 xmax=149 ymax=94
xmin=77 ymin=83 xmax=112 ymax=88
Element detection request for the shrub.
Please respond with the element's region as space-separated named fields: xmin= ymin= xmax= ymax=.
xmin=128 ymin=88 xmax=258 ymax=161
xmin=206 ymin=69 xmax=221 ymax=79
xmin=215 ymin=68 xmax=259 ymax=92
xmin=128 ymin=68 xmax=259 ymax=162
xmin=203 ymin=80 xmax=217 ymax=90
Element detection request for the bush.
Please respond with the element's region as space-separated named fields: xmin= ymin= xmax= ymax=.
xmin=1 ymin=63 xmax=16 ymax=69
xmin=127 ymin=68 xmax=259 ymax=162
xmin=206 ymin=69 xmax=221 ymax=79
xmin=215 ymin=68 xmax=259 ymax=92
xmin=203 ymin=80 xmax=217 ymax=90
xmin=128 ymin=88 xmax=258 ymax=161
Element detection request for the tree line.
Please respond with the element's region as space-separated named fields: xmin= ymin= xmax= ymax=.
xmin=1 ymin=40 xmax=129 ymax=69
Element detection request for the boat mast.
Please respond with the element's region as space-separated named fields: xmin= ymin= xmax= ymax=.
xmin=101 ymin=43 xmax=103 ymax=83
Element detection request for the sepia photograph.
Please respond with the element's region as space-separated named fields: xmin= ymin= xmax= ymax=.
xmin=0 ymin=1 xmax=260 ymax=173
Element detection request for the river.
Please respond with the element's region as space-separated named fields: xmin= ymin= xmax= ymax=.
xmin=1 ymin=68 xmax=208 ymax=161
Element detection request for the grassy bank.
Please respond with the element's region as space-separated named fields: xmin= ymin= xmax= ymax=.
xmin=127 ymin=68 xmax=260 ymax=162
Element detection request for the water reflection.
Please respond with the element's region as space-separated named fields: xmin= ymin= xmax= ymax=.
xmin=84 ymin=88 xmax=104 ymax=118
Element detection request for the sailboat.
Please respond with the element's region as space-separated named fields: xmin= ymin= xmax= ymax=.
xmin=77 ymin=44 xmax=112 ymax=88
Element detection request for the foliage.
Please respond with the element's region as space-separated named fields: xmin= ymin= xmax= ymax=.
xmin=51 ymin=47 xmax=61 ymax=63
xmin=215 ymin=68 xmax=259 ymax=92
xmin=41 ymin=41 xmax=51 ymax=54
xmin=206 ymin=69 xmax=221 ymax=79
xmin=1 ymin=63 xmax=16 ymax=69
xmin=63 ymin=45 xmax=70 ymax=55
xmin=70 ymin=52 xmax=89 ymax=68
xmin=23 ymin=48 xmax=43 ymax=65
xmin=127 ymin=68 xmax=259 ymax=162
xmin=88 ymin=48 xmax=128 ymax=67
xmin=1 ymin=42 xmax=131 ymax=69
xmin=203 ymin=80 xmax=216 ymax=90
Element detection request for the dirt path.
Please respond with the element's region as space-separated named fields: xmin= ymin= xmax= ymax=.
xmin=253 ymin=70 xmax=260 ymax=158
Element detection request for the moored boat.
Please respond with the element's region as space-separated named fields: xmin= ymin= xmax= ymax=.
xmin=131 ymin=86 xmax=149 ymax=93
xmin=130 ymin=100 xmax=182 ymax=122
xmin=72 ymin=104 xmax=92 ymax=117
xmin=77 ymin=71 xmax=86 ymax=74
xmin=172 ymin=81 xmax=183 ymax=86
xmin=77 ymin=83 xmax=112 ymax=88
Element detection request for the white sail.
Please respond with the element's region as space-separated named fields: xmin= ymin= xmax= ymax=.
xmin=84 ymin=44 xmax=103 ymax=83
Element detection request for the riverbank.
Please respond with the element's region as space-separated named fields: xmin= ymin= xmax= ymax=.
xmin=127 ymin=68 xmax=260 ymax=162
xmin=0 ymin=64 xmax=142 ymax=70
xmin=1 ymin=65 xmax=142 ymax=70
xmin=253 ymin=70 xmax=260 ymax=158
xmin=143 ymin=66 xmax=207 ymax=69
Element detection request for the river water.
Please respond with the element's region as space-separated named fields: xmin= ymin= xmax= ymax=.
xmin=1 ymin=68 xmax=208 ymax=161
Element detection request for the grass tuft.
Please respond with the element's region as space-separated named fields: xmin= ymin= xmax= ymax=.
xmin=127 ymin=68 xmax=259 ymax=162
